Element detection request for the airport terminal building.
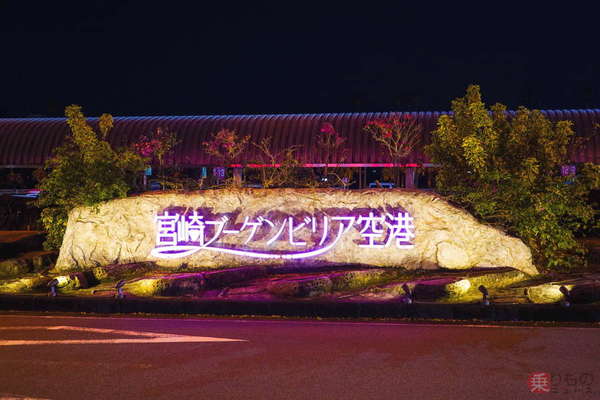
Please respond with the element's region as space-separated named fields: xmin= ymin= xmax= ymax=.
xmin=1 ymin=110 xmax=599 ymax=190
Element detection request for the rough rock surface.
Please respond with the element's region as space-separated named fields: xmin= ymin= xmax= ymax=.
xmin=0 ymin=251 xmax=56 ymax=279
xmin=91 ymin=262 xmax=157 ymax=282
xmin=121 ymin=267 xmax=268 ymax=297
xmin=54 ymin=272 xmax=91 ymax=290
xmin=0 ymin=275 xmax=51 ymax=293
xmin=55 ymin=189 xmax=537 ymax=274
xmin=0 ymin=258 xmax=30 ymax=278
xmin=202 ymin=267 xmax=267 ymax=288
xmin=266 ymin=269 xmax=399 ymax=298
xmin=124 ymin=273 xmax=206 ymax=297
xmin=267 ymin=276 xmax=333 ymax=297
xmin=527 ymin=277 xmax=600 ymax=304
xmin=329 ymin=269 xmax=399 ymax=291
xmin=372 ymin=268 xmax=529 ymax=301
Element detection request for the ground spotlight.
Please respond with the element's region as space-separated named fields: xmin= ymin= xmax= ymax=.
xmin=478 ymin=285 xmax=490 ymax=306
xmin=47 ymin=279 xmax=58 ymax=297
xmin=401 ymin=283 xmax=413 ymax=304
xmin=559 ymin=285 xmax=571 ymax=307
xmin=115 ymin=280 xmax=126 ymax=299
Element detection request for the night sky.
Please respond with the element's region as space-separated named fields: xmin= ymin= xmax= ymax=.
xmin=2 ymin=1 xmax=599 ymax=117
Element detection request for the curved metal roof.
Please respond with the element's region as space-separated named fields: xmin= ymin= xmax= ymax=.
xmin=1 ymin=110 xmax=599 ymax=167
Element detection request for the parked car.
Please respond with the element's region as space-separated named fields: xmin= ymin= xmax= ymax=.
xmin=368 ymin=182 xmax=395 ymax=189
xmin=148 ymin=180 xmax=163 ymax=190
xmin=9 ymin=189 xmax=41 ymax=199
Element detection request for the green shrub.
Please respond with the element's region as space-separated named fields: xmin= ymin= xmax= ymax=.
xmin=426 ymin=85 xmax=600 ymax=270
xmin=36 ymin=105 xmax=145 ymax=250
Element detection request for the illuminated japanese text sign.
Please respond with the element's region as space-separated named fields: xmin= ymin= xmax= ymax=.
xmin=150 ymin=207 xmax=415 ymax=260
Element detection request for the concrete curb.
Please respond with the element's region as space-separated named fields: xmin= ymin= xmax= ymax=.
xmin=1 ymin=294 xmax=600 ymax=322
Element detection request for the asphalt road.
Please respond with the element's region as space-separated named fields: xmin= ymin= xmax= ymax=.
xmin=0 ymin=314 xmax=599 ymax=400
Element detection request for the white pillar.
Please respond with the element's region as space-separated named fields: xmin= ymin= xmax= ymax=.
xmin=233 ymin=167 xmax=243 ymax=186
xmin=404 ymin=167 xmax=416 ymax=189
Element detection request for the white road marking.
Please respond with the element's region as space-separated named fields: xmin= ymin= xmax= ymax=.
xmin=0 ymin=394 xmax=51 ymax=400
xmin=0 ymin=325 xmax=246 ymax=346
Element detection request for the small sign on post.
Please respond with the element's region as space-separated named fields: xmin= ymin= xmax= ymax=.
xmin=213 ymin=167 xmax=226 ymax=180
xmin=561 ymin=164 xmax=577 ymax=184
xmin=561 ymin=165 xmax=576 ymax=176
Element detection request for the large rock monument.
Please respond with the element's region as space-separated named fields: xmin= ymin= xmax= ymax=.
xmin=54 ymin=189 xmax=537 ymax=275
